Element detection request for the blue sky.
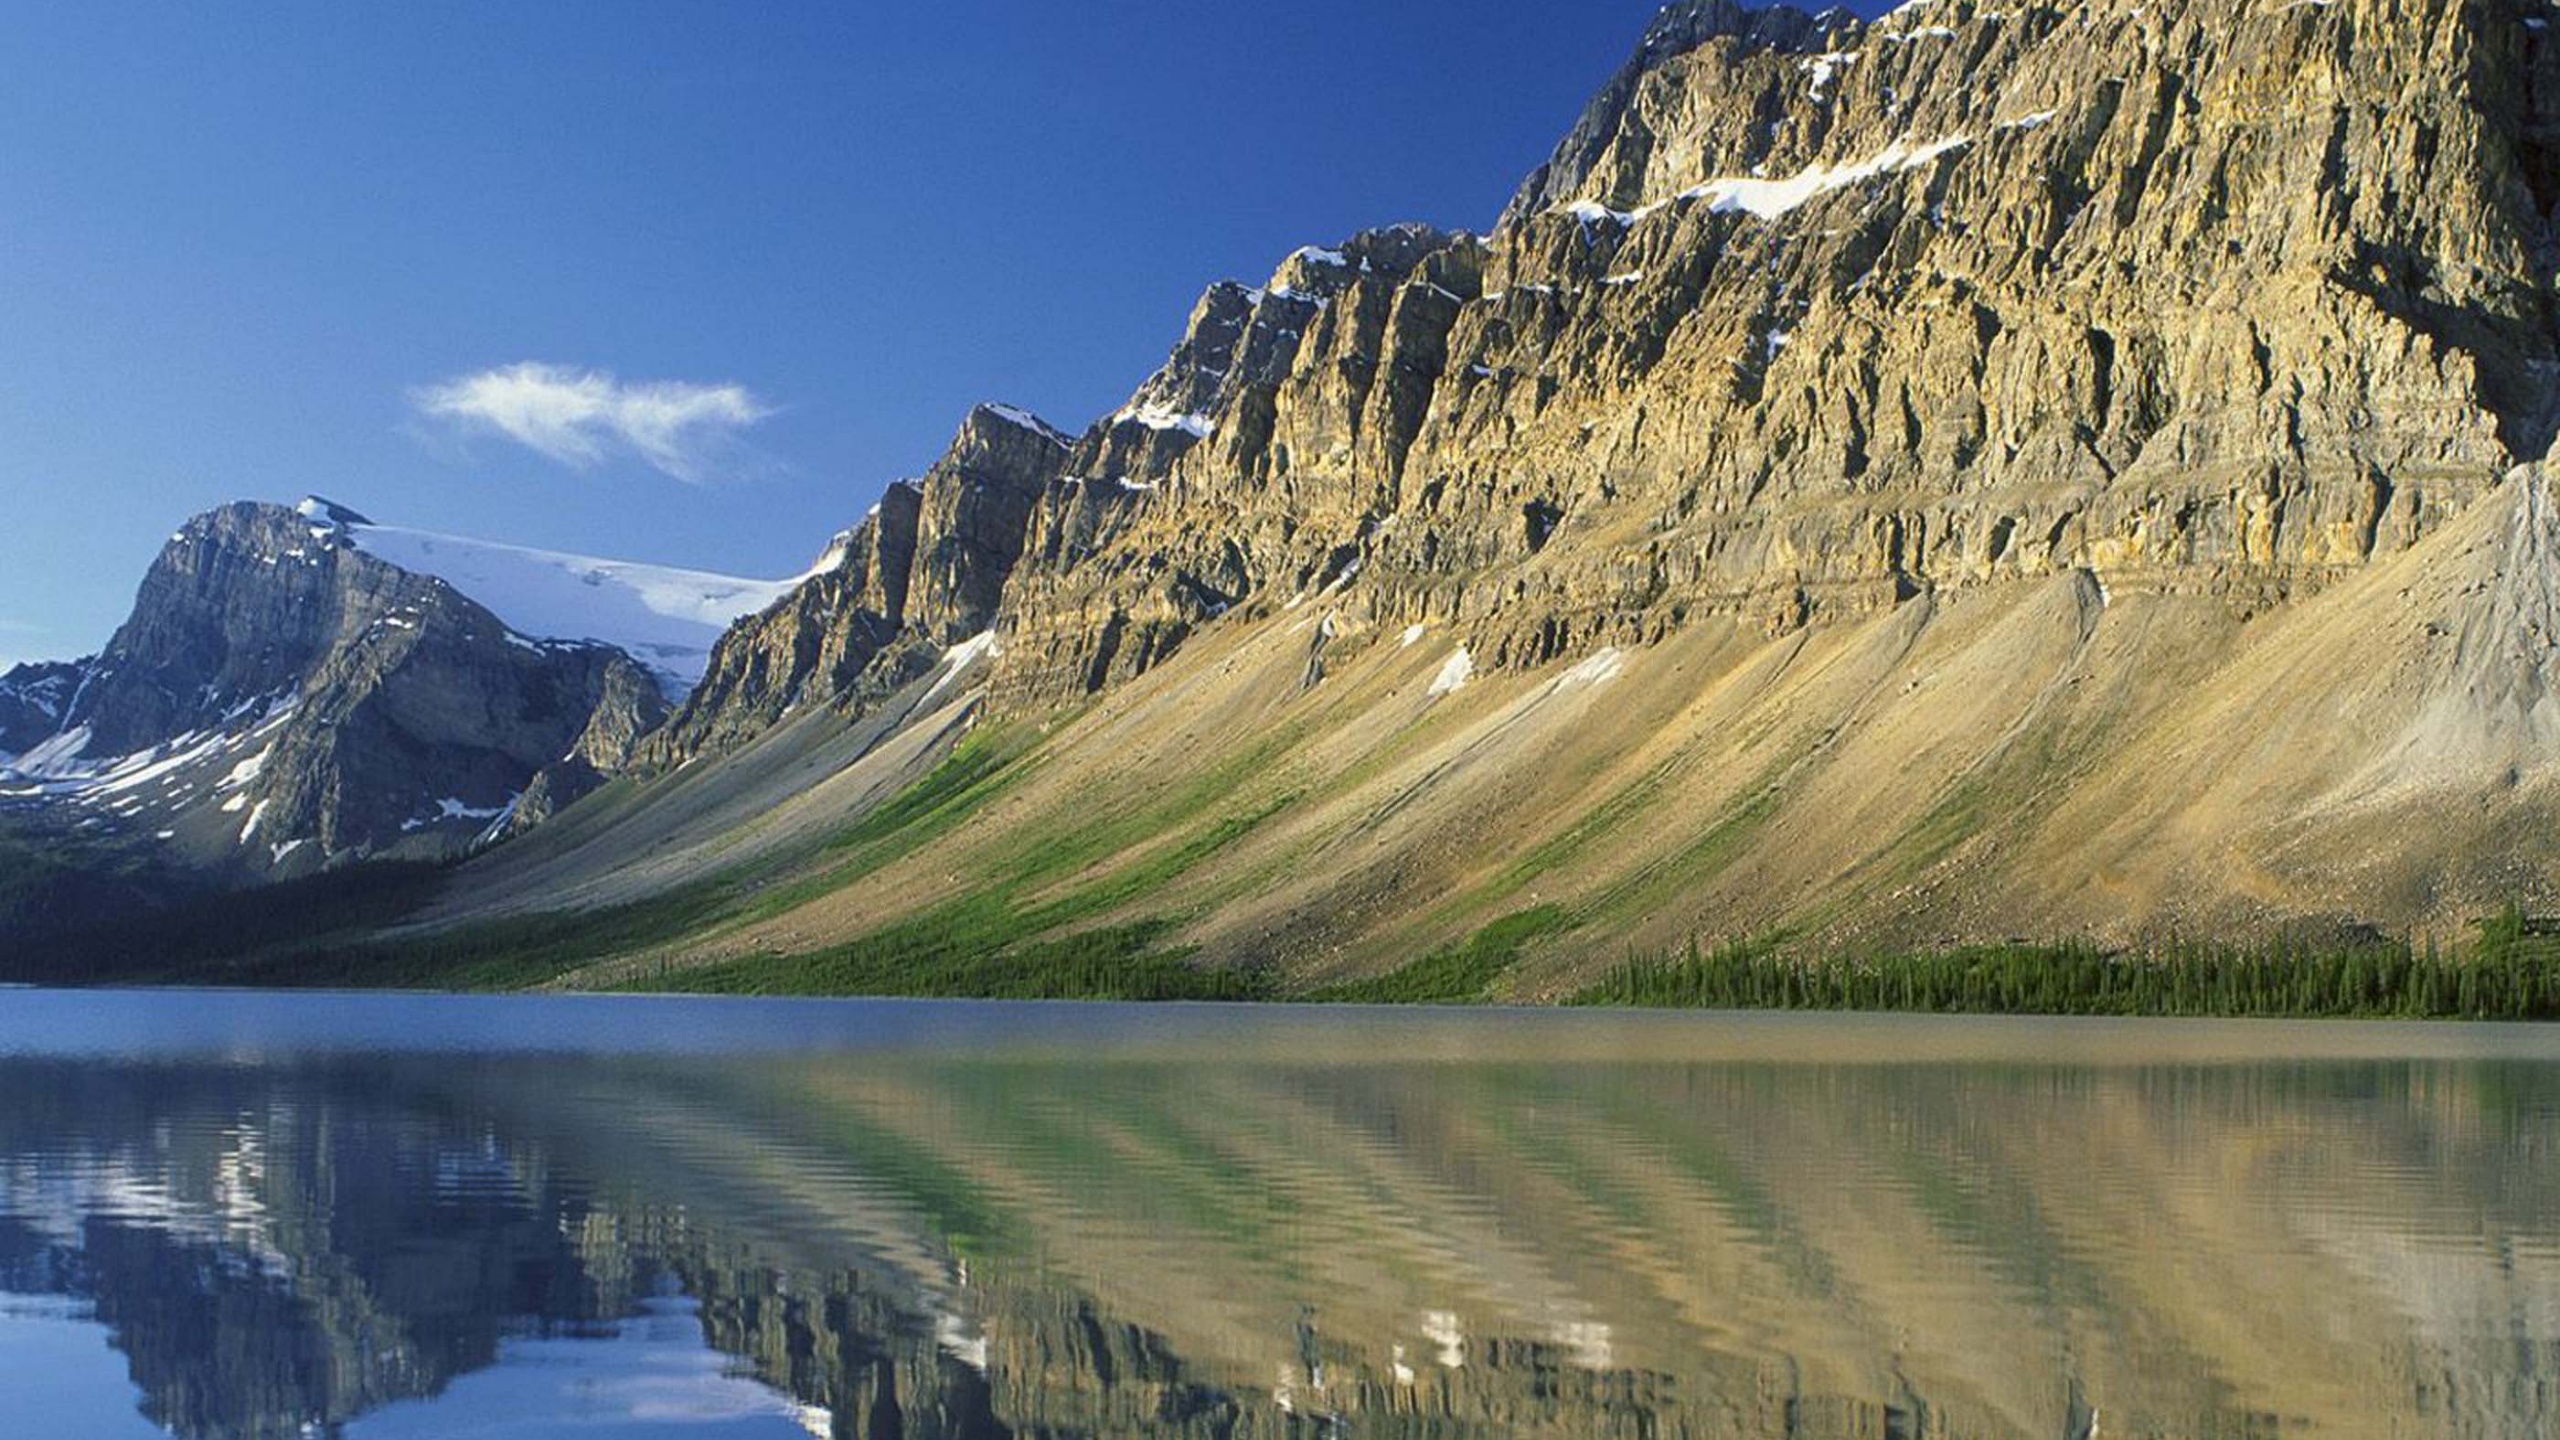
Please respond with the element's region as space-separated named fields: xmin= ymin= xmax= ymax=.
xmin=0 ymin=1 xmax=1864 ymax=670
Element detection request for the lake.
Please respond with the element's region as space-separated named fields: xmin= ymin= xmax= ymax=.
xmin=0 ymin=992 xmax=2554 ymax=1438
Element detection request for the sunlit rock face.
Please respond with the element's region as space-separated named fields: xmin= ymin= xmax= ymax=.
xmin=647 ymin=403 xmax=1071 ymax=764
xmin=636 ymin=0 xmax=2555 ymax=738
xmin=15 ymin=0 xmax=2560 ymax=957
xmin=572 ymin=0 xmax=2560 ymax=956
xmin=3 ymin=1023 xmax=2554 ymax=1440
xmin=989 ymin=0 xmax=2550 ymax=703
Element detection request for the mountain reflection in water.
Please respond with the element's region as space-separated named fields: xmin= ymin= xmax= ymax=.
xmin=0 ymin=996 xmax=2554 ymax=1438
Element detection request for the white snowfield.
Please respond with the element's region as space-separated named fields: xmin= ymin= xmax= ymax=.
xmin=1427 ymin=647 xmax=1475 ymax=699
xmin=980 ymin=403 xmax=1072 ymax=446
xmin=1558 ymin=132 xmax=1974 ymax=229
xmin=1111 ymin=401 xmax=1217 ymax=438
xmin=310 ymin=498 xmax=825 ymax=694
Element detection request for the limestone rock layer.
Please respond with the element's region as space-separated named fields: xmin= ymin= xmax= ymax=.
xmin=534 ymin=0 xmax=2560 ymax=963
xmin=661 ymin=0 xmax=2560 ymax=759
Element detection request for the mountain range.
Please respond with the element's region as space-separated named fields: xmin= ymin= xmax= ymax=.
xmin=8 ymin=0 xmax=2560 ymax=993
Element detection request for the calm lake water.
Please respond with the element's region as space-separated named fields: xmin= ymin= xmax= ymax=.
xmin=0 ymin=993 xmax=2555 ymax=1439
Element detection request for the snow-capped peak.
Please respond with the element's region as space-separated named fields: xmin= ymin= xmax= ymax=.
xmin=974 ymin=403 xmax=1072 ymax=447
xmin=294 ymin=495 xmax=374 ymax=528
xmin=803 ymin=528 xmax=860 ymax=580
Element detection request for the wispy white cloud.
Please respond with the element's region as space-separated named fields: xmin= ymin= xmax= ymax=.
xmin=412 ymin=362 xmax=775 ymax=484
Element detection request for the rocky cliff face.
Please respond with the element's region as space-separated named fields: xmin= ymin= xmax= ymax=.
xmin=1 ymin=501 xmax=654 ymax=879
xmin=648 ymin=232 xmax=1466 ymax=763
xmin=990 ymin=0 xmax=2555 ymax=704
xmin=0 ymin=661 xmax=83 ymax=759
xmin=504 ymin=656 xmax=671 ymax=835
xmin=651 ymin=0 xmax=2557 ymax=759
xmin=447 ymin=0 xmax=2560 ymax=975
xmin=647 ymin=403 xmax=1069 ymax=761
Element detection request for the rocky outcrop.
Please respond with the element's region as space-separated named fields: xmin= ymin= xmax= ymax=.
xmin=980 ymin=0 xmax=2555 ymax=706
xmin=637 ymin=0 xmax=2559 ymax=761
xmin=997 ymin=225 xmax=1478 ymax=707
xmin=2 ymin=502 xmax=645 ymax=879
xmin=0 ymin=661 xmax=83 ymax=759
xmin=646 ymin=403 xmax=1069 ymax=763
xmin=909 ymin=403 xmax=1076 ymax=639
xmin=506 ymin=655 xmax=671 ymax=834
xmin=62 ymin=503 xmax=379 ymax=759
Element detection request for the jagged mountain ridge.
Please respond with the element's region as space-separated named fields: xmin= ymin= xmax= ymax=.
xmin=644 ymin=402 xmax=1072 ymax=761
xmin=419 ymin=0 xmax=2560 ymax=981
xmin=987 ymin=0 xmax=2553 ymax=705
xmin=657 ymin=0 xmax=2559 ymax=758
xmin=0 ymin=661 xmax=84 ymax=759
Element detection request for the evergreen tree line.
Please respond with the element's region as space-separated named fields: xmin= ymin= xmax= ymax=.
xmin=1573 ymin=906 xmax=2560 ymax=1019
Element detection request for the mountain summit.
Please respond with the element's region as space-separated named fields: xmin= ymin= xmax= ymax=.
xmin=0 ymin=499 xmax=797 ymax=885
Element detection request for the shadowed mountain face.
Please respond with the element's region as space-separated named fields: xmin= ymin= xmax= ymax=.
xmin=0 ymin=502 xmax=667 ymax=884
xmin=0 ymin=661 xmax=83 ymax=757
xmin=2 ymin=1004 xmax=2555 ymax=1439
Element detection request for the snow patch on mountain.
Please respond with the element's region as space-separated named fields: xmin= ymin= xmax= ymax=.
xmin=1557 ymin=133 xmax=1974 ymax=228
xmin=1113 ymin=403 xmax=1216 ymax=438
xmin=1428 ymin=647 xmax=1475 ymax=699
xmin=804 ymin=529 xmax=859 ymax=580
xmin=401 ymin=795 xmax=515 ymax=833
xmin=307 ymin=499 xmax=811 ymax=694
xmin=920 ymin=631 xmax=1001 ymax=710
xmin=5 ymin=725 xmax=98 ymax=784
xmin=977 ymin=403 xmax=1072 ymax=447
